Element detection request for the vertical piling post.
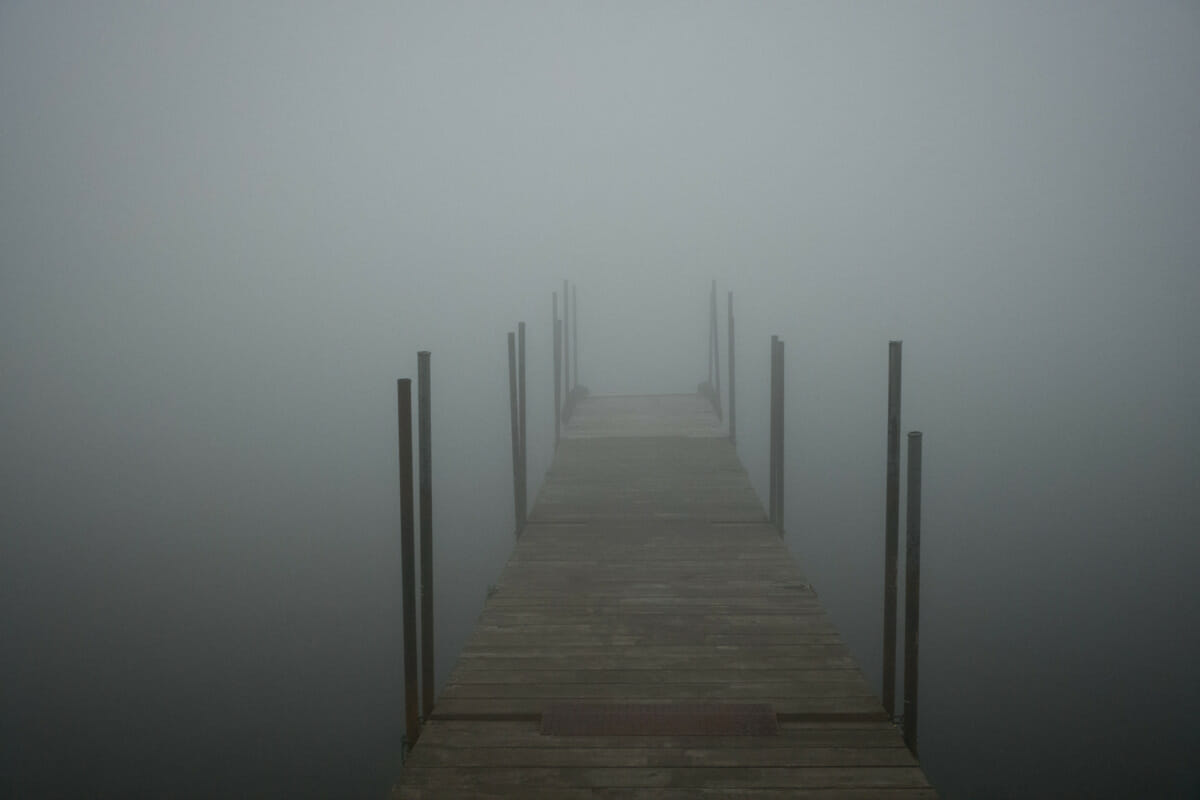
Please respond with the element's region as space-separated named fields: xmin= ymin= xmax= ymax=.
xmin=518 ymin=322 xmax=527 ymax=528
xmin=768 ymin=335 xmax=779 ymax=527
xmin=711 ymin=280 xmax=722 ymax=420
xmin=903 ymin=431 xmax=923 ymax=756
xmin=727 ymin=291 xmax=736 ymax=445
xmin=708 ymin=284 xmax=716 ymax=389
xmin=417 ymin=353 xmax=434 ymax=721
xmin=572 ymin=284 xmax=578 ymax=388
xmin=774 ymin=338 xmax=785 ymax=534
xmin=882 ymin=341 xmax=902 ymax=720
xmin=563 ymin=279 xmax=571 ymax=394
xmin=552 ymin=294 xmax=561 ymax=448
xmin=396 ymin=379 xmax=419 ymax=750
xmin=507 ymin=333 xmax=521 ymax=534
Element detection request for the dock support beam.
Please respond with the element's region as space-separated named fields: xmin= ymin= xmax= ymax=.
xmin=904 ymin=431 xmax=923 ymax=757
xmin=396 ymin=378 xmax=419 ymax=750
xmin=883 ymin=341 xmax=902 ymax=719
xmin=417 ymin=352 xmax=434 ymax=722
xmin=727 ymin=291 xmax=736 ymax=445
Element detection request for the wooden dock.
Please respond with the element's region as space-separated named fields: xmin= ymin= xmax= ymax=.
xmin=393 ymin=393 xmax=936 ymax=798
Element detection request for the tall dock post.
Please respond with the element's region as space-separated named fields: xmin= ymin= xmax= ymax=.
xmin=768 ymin=336 xmax=779 ymax=527
xmin=396 ymin=378 xmax=419 ymax=750
xmin=507 ymin=333 xmax=522 ymax=534
xmin=711 ymin=280 xmax=722 ymax=420
xmin=417 ymin=353 xmax=434 ymax=721
xmin=563 ymin=280 xmax=571 ymax=394
xmin=553 ymin=293 xmax=561 ymax=448
xmin=904 ymin=431 xmax=923 ymax=756
xmin=883 ymin=341 xmax=903 ymax=719
xmin=727 ymin=291 xmax=736 ymax=445
xmin=578 ymin=284 xmax=583 ymax=388
xmin=517 ymin=322 xmax=527 ymax=528
xmin=768 ymin=336 xmax=784 ymax=531
xmin=774 ymin=338 xmax=784 ymax=533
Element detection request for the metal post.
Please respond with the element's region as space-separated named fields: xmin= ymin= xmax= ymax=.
xmin=563 ymin=279 xmax=571 ymax=394
xmin=727 ymin=291 xmax=736 ymax=445
xmin=883 ymin=341 xmax=902 ymax=719
xmin=903 ymin=431 xmax=923 ymax=756
xmin=518 ymin=322 xmax=527 ymax=528
xmin=768 ymin=335 xmax=779 ymax=527
xmin=507 ymin=332 xmax=521 ymax=533
xmin=417 ymin=352 xmax=434 ymax=721
xmin=396 ymin=379 xmax=419 ymax=749
xmin=775 ymin=338 xmax=785 ymax=534
xmin=572 ymin=283 xmax=578 ymax=388
xmin=711 ymin=280 xmax=722 ymax=420
xmin=708 ymin=291 xmax=714 ymax=387
xmin=552 ymin=294 xmax=560 ymax=448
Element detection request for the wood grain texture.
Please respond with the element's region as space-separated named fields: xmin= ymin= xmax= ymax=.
xmin=392 ymin=394 xmax=935 ymax=798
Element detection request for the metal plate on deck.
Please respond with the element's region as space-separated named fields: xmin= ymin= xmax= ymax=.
xmin=541 ymin=702 xmax=778 ymax=736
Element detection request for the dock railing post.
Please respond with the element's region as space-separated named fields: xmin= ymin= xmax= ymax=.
xmin=563 ymin=280 xmax=571 ymax=395
xmin=417 ymin=353 xmax=434 ymax=721
xmin=883 ymin=341 xmax=902 ymax=719
xmin=768 ymin=335 xmax=779 ymax=528
xmin=518 ymin=322 xmax=527 ymax=528
xmin=711 ymin=280 xmax=722 ymax=420
xmin=508 ymin=332 xmax=522 ymax=534
xmin=775 ymin=338 xmax=785 ymax=534
xmin=396 ymin=378 xmax=420 ymax=750
xmin=727 ymin=291 xmax=735 ymax=445
xmin=708 ymin=288 xmax=715 ymax=389
xmin=903 ymin=431 xmax=923 ymax=757
xmin=572 ymin=284 xmax=578 ymax=389
xmin=553 ymin=293 xmax=561 ymax=448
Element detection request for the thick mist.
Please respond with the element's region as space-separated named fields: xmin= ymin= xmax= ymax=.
xmin=2 ymin=3 xmax=1198 ymax=797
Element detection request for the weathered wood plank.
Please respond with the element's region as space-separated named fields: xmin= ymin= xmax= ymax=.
xmin=411 ymin=746 xmax=918 ymax=768
xmin=397 ymin=788 xmax=939 ymax=800
xmin=409 ymin=719 xmax=912 ymax=749
xmin=398 ymin=765 xmax=932 ymax=789
xmin=429 ymin=696 xmax=887 ymax=716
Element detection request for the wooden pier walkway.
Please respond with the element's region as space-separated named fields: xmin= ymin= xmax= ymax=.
xmin=393 ymin=393 xmax=936 ymax=798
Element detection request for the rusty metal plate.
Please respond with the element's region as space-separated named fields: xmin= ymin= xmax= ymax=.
xmin=541 ymin=702 xmax=778 ymax=736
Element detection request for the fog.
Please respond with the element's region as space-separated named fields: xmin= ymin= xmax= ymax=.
xmin=2 ymin=3 xmax=1198 ymax=797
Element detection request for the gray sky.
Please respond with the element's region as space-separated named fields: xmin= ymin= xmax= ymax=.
xmin=2 ymin=3 xmax=1199 ymax=797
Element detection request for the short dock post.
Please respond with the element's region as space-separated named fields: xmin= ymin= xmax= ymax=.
xmin=553 ymin=293 xmax=561 ymax=447
xmin=903 ymin=431 xmax=923 ymax=757
xmin=396 ymin=378 xmax=419 ymax=749
xmin=883 ymin=341 xmax=902 ymax=719
xmin=508 ymin=332 xmax=522 ymax=534
xmin=727 ymin=291 xmax=736 ymax=445
xmin=417 ymin=352 xmax=434 ymax=721
xmin=517 ymin=322 xmax=527 ymax=528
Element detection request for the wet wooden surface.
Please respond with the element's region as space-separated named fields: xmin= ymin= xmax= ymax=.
xmin=392 ymin=394 xmax=936 ymax=798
